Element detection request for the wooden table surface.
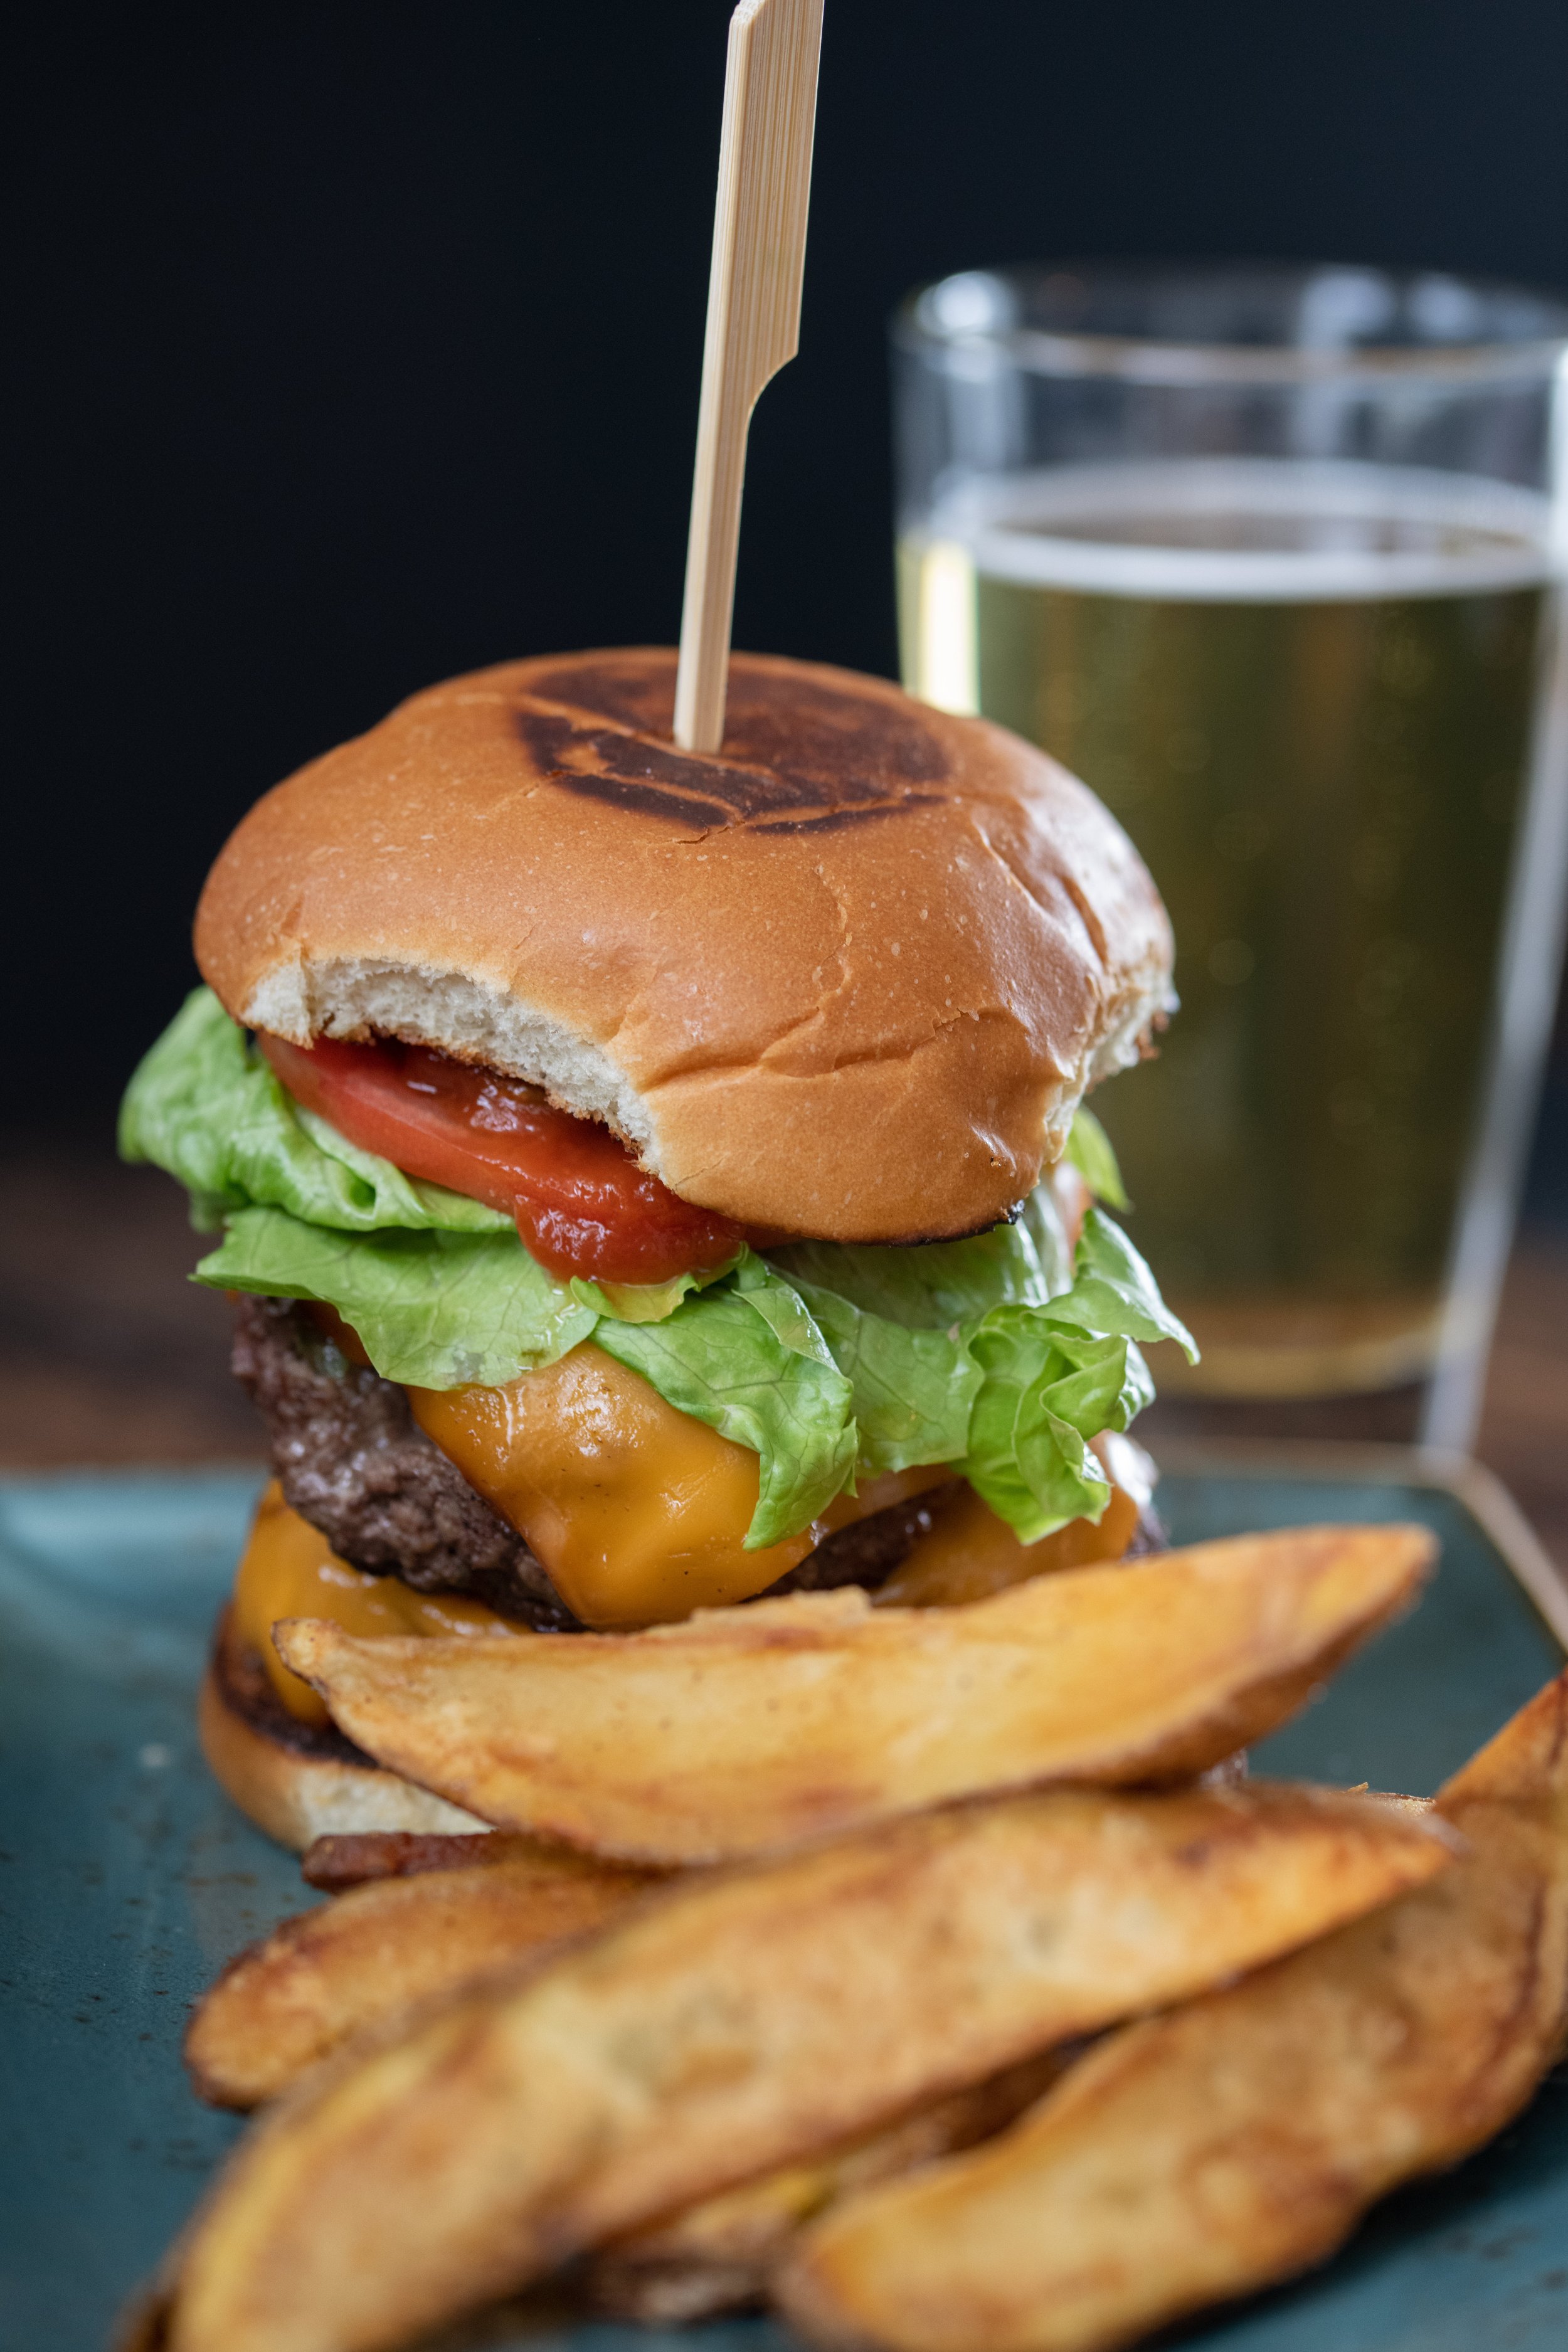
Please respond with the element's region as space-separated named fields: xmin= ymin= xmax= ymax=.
xmin=4 ymin=1138 xmax=1566 ymax=1572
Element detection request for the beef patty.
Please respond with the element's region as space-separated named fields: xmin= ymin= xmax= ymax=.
xmin=231 ymin=1298 xmax=1001 ymax=1629
xmin=233 ymin=1296 xmax=576 ymax=1628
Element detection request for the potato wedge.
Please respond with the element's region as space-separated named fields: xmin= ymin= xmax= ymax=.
xmin=585 ymin=2055 xmax=1069 ymax=2325
xmin=186 ymin=1851 xmax=658 ymax=2109
xmin=778 ymin=1670 xmax=1568 ymax=2352
xmin=274 ymin=1523 xmax=1432 ymax=1862
xmin=299 ymin=1830 xmax=604 ymax=1892
xmin=147 ymin=1777 xmax=1452 ymax=2352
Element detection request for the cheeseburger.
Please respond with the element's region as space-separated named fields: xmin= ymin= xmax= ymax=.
xmin=121 ymin=647 xmax=1193 ymax=1848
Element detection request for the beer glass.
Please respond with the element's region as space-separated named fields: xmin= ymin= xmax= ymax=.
xmin=894 ymin=264 xmax=1568 ymax=1447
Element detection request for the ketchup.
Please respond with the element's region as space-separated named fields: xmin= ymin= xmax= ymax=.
xmin=262 ymin=1033 xmax=745 ymax=1287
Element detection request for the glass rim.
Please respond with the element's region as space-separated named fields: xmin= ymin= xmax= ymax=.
xmin=894 ymin=260 xmax=1568 ymax=387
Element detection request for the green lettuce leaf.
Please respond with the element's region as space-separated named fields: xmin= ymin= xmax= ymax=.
xmin=767 ymin=1217 xmax=1059 ymax=1333
xmin=1066 ymin=1107 xmax=1130 ymax=1210
xmin=596 ymin=1262 xmax=858 ymax=1549
xmin=195 ymin=1207 xmax=596 ymax=1387
xmin=730 ymin=1249 xmax=845 ymax=1367
xmin=786 ymin=1276 xmax=980 ymax=1474
xmin=960 ymin=1310 xmax=1107 ymax=1540
xmin=120 ymin=990 xmax=510 ymax=1236
xmin=569 ymin=1271 xmax=704 ymax=1324
xmin=1018 ymin=1181 xmax=1075 ymax=1298
xmin=960 ymin=1311 xmax=1155 ymax=1542
xmin=1039 ymin=1209 xmax=1198 ymax=1360
xmin=780 ymin=1212 xmax=1173 ymax=1539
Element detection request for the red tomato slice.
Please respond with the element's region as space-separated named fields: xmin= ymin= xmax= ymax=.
xmin=260 ymin=1034 xmax=745 ymax=1287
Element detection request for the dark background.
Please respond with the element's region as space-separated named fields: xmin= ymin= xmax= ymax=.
xmin=6 ymin=0 xmax=1568 ymax=1207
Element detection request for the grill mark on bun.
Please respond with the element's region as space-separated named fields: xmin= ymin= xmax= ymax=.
xmin=750 ymin=806 xmax=935 ymax=837
xmin=518 ymin=657 xmax=951 ymax=835
xmin=515 ymin=711 xmax=739 ymax=830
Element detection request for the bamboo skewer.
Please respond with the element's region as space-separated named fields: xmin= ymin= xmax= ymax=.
xmin=673 ymin=0 xmax=825 ymax=754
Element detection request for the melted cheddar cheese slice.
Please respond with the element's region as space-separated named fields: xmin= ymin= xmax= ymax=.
xmin=409 ymin=1342 xmax=945 ymax=1629
xmin=233 ymin=1481 xmax=516 ymax=1724
xmin=877 ymin=1431 xmax=1152 ymax=1608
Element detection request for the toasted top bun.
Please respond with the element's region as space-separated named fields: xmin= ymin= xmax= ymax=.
xmin=196 ymin=649 xmax=1173 ymax=1241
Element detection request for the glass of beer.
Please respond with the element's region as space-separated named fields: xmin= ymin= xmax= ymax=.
xmin=894 ymin=264 xmax=1568 ymax=1447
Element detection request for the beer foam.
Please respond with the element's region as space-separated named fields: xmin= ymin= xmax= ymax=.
xmin=923 ymin=458 xmax=1562 ymax=602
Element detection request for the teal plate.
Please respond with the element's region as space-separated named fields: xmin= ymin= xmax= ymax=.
xmin=4 ymin=1448 xmax=1568 ymax=2351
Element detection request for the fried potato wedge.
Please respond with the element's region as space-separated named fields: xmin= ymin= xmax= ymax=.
xmin=778 ymin=1670 xmax=1568 ymax=2352
xmin=147 ymin=1777 xmax=1451 ymax=2352
xmin=274 ymin=1523 xmax=1432 ymax=1862
xmin=299 ymin=1829 xmax=609 ymax=1892
xmin=585 ymin=2055 xmax=1068 ymax=2325
xmin=186 ymin=1851 xmax=659 ymax=2109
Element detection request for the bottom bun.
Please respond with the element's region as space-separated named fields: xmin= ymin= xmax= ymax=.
xmin=199 ymin=1610 xmax=489 ymax=1852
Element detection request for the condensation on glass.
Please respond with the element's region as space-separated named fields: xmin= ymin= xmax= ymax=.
xmin=894 ymin=264 xmax=1568 ymax=1446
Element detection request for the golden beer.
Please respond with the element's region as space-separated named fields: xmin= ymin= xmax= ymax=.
xmin=900 ymin=460 xmax=1559 ymax=1395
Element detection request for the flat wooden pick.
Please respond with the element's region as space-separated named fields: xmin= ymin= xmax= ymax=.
xmin=674 ymin=0 xmax=825 ymax=754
